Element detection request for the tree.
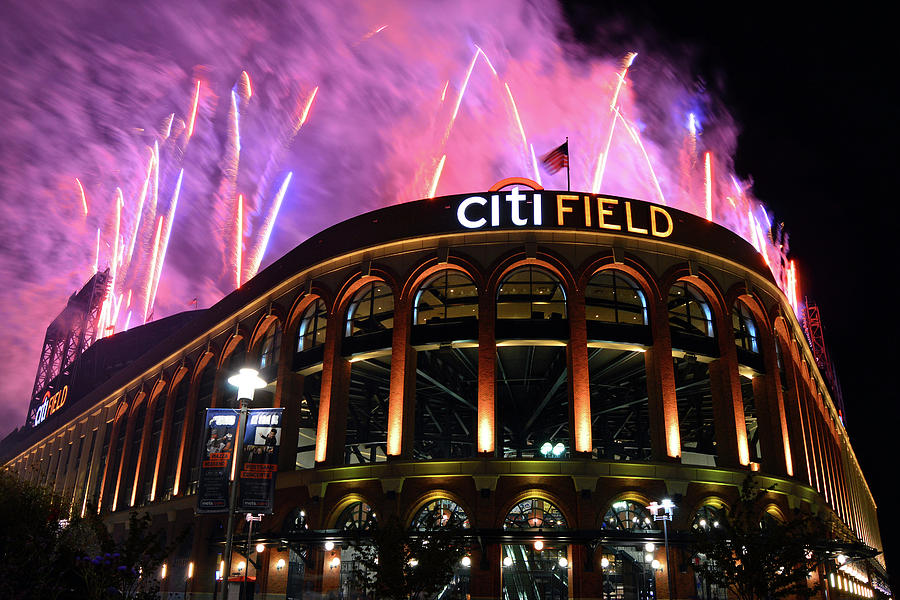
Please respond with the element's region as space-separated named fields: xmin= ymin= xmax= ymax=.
xmin=691 ymin=475 xmax=834 ymax=600
xmin=0 ymin=469 xmax=185 ymax=600
xmin=349 ymin=514 xmax=469 ymax=600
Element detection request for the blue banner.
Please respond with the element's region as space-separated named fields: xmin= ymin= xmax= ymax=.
xmin=237 ymin=407 xmax=283 ymax=513
xmin=196 ymin=408 xmax=238 ymax=514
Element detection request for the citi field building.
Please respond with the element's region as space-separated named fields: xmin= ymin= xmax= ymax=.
xmin=1 ymin=180 xmax=887 ymax=599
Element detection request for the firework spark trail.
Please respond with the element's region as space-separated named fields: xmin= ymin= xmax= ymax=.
xmin=241 ymin=71 xmax=252 ymax=100
xmin=503 ymin=83 xmax=537 ymax=181
xmin=474 ymin=44 xmax=499 ymax=77
xmin=162 ymin=113 xmax=174 ymax=139
xmin=75 ymin=178 xmax=88 ymax=216
xmin=142 ymin=216 xmax=164 ymax=323
xmin=592 ymin=53 xmax=638 ymax=194
xmin=125 ymin=147 xmax=155 ymax=266
xmin=236 ymin=194 xmax=243 ymax=288
xmin=609 ymin=52 xmax=637 ymax=111
xmin=295 ymin=86 xmax=319 ymax=133
xmin=623 ymin=118 xmax=665 ymax=205
xmin=440 ymin=80 xmax=449 ymax=103
xmin=445 ymin=48 xmax=481 ymax=143
xmin=187 ymin=80 xmax=201 ymax=139
xmin=427 ymin=155 xmax=446 ymax=198
xmin=355 ymin=24 xmax=388 ymax=46
xmin=247 ymin=172 xmax=293 ymax=279
xmin=148 ymin=169 xmax=183 ymax=315
xmin=704 ymin=151 xmax=713 ymax=221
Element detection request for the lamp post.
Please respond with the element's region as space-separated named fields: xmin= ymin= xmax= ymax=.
xmin=222 ymin=368 xmax=266 ymax=596
xmin=183 ymin=561 xmax=193 ymax=600
xmin=647 ymin=499 xmax=675 ymax=600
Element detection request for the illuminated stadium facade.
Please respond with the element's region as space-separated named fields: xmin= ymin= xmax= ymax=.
xmin=0 ymin=180 xmax=887 ymax=599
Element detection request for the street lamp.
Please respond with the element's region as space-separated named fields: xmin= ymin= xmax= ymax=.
xmin=647 ymin=498 xmax=675 ymax=600
xmin=222 ymin=368 xmax=266 ymax=595
xmin=183 ymin=561 xmax=193 ymax=600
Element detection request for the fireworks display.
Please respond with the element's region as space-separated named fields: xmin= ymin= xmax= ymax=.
xmin=0 ymin=0 xmax=800 ymax=430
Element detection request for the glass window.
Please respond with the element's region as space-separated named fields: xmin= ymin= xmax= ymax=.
xmin=141 ymin=394 xmax=167 ymax=504
xmin=345 ymin=282 xmax=394 ymax=337
xmin=161 ymin=380 xmax=188 ymax=499
xmin=298 ymin=298 xmax=327 ymax=352
xmin=497 ymin=266 xmax=566 ymax=320
xmin=414 ymin=271 xmax=478 ymax=324
xmin=296 ymin=370 xmax=321 ymax=470
xmin=345 ymin=357 xmax=390 ymax=465
xmin=586 ymin=271 xmax=648 ymax=325
xmin=337 ymin=501 xmax=376 ymax=531
xmin=692 ymin=504 xmax=724 ymax=531
xmin=259 ymin=322 xmax=282 ymax=370
xmin=732 ymin=302 xmax=759 ymax=353
xmin=119 ymin=401 xmax=147 ymax=509
xmin=411 ymin=498 xmax=470 ymax=530
xmin=601 ymin=500 xmax=654 ymax=532
xmin=775 ymin=338 xmax=788 ymax=392
xmin=503 ymin=498 xmax=568 ymax=600
xmin=668 ymin=282 xmax=714 ymax=337
xmin=741 ymin=375 xmax=762 ymax=463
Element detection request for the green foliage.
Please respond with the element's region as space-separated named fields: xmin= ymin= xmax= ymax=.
xmin=691 ymin=475 xmax=833 ymax=600
xmin=0 ymin=469 xmax=186 ymax=600
xmin=349 ymin=514 xmax=469 ymax=600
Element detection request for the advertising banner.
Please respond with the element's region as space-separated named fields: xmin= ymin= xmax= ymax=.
xmin=196 ymin=408 xmax=238 ymax=513
xmin=237 ymin=407 xmax=283 ymax=513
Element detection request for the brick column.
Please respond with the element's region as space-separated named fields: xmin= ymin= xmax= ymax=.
xmin=708 ymin=355 xmax=744 ymax=469
xmin=477 ymin=290 xmax=497 ymax=455
xmin=470 ymin=543 xmax=501 ymax=600
xmin=275 ymin=370 xmax=304 ymax=472
xmin=645 ymin=298 xmax=680 ymax=460
xmin=387 ymin=295 xmax=417 ymax=458
xmin=570 ymin=544 xmax=603 ymax=600
xmin=567 ymin=288 xmax=592 ymax=455
xmin=317 ymin=311 xmax=351 ymax=467
xmin=781 ymin=355 xmax=810 ymax=484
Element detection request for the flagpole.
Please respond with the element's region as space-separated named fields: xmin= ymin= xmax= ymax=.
xmin=566 ymin=136 xmax=570 ymax=191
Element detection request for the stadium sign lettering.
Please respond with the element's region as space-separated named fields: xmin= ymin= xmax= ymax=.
xmin=33 ymin=386 xmax=68 ymax=427
xmin=456 ymin=188 xmax=673 ymax=238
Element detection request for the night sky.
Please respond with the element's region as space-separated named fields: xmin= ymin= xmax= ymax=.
xmin=1 ymin=0 xmax=895 ymax=582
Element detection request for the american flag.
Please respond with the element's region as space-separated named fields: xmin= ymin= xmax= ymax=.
xmin=540 ymin=141 xmax=569 ymax=174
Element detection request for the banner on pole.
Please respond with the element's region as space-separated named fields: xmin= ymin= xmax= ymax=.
xmin=196 ymin=408 xmax=239 ymax=513
xmin=237 ymin=407 xmax=283 ymax=513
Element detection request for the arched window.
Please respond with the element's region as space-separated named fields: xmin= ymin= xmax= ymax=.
xmin=297 ymin=298 xmax=327 ymax=352
xmin=503 ymin=498 xmax=568 ymax=598
xmin=775 ymin=337 xmax=788 ymax=391
xmin=120 ymin=399 xmax=148 ymax=508
xmin=345 ymin=282 xmax=394 ymax=337
xmin=601 ymin=499 xmax=653 ymax=531
xmin=414 ymin=271 xmax=478 ymax=324
xmin=337 ymin=501 xmax=376 ymax=531
xmin=411 ymin=498 xmax=470 ymax=530
xmin=497 ymin=266 xmax=566 ymax=320
xmin=668 ymin=281 xmax=714 ymax=338
xmin=161 ymin=379 xmax=189 ymax=499
xmin=504 ymin=498 xmax=567 ymax=530
xmin=692 ymin=504 xmax=725 ymax=531
xmin=187 ymin=364 xmax=216 ymax=495
xmin=140 ymin=392 xmax=167 ymax=504
xmin=259 ymin=322 xmax=282 ymax=371
xmin=586 ymin=271 xmax=648 ymax=325
xmin=732 ymin=302 xmax=759 ymax=353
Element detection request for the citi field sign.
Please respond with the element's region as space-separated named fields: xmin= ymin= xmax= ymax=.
xmin=453 ymin=177 xmax=674 ymax=238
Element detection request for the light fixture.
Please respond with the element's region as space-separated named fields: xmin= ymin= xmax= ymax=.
xmin=601 ymin=557 xmax=610 ymax=569
xmin=461 ymin=556 xmax=471 ymax=567
xmin=324 ymin=541 xmax=335 ymax=551
xmin=652 ymin=559 xmax=661 ymax=570
xmin=540 ymin=442 xmax=553 ymax=455
xmin=227 ymin=368 xmax=267 ymax=401
xmin=187 ymin=562 xmax=194 ymax=579
xmin=408 ymin=558 xmax=419 ymax=567
xmin=503 ymin=555 xmax=513 ymax=567
xmin=552 ymin=442 xmax=565 ymax=456
xmin=645 ymin=553 xmax=654 ymax=563
xmin=534 ymin=540 xmax=544 ymax=551
xmin=276 ymin=558 xmax=286 ymax=571
xmin=644 ymin=542 xmax=655 ymax=552
xmin=161 ymin=563 xmax=167 ymax=579
xmin=237 ymin=561 xmax=245 ymax=572
xmin=256 ymin=543 xmax=265 ymax=553
xmin=330 ymin=556 xmax=341 ymax=568
xmin=558 ymin=557 xmax=568 ymax=568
